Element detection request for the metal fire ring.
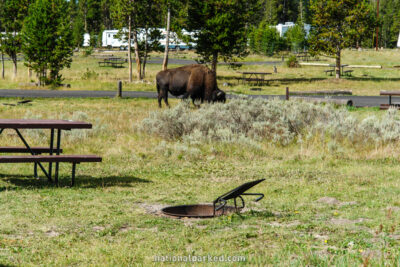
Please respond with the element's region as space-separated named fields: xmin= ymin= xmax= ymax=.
xmin=161 ymin=179 xmax=265 ymax=218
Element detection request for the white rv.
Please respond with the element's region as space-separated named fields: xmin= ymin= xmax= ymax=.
xmin=273 ymin=22 xmax=311 ymax=37
xmin=83 ymin=33 xmax=90 ymax=47
xmin=397 ymin=31 xmax=400 ymax=48
xmin=83 ymin=29 xmax=195 ymax=50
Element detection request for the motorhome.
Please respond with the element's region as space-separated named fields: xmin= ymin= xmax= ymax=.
xmin=84 ymin=29 xmax=195 ymax=50
xmin=272 ymin=22 xmax=311 ymax=37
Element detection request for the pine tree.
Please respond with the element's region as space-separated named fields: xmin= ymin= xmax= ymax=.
xmin=22 ymin=0 xmax=74 ymax=86
xmin=309 ymin=0 xmax=376 ymax=78
xmin=0 ymin=0 xmax=33 ymax=79
xmin=187 ymin=0 xmax=258 ymax=73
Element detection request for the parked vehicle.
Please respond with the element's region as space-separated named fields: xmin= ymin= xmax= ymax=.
xmin=83 ymin=29 xmax=195 ymax=50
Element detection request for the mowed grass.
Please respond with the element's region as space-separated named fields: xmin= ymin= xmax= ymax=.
xmin=0 ymin=98 xmax=400 ymax=266
xmin=1 ymin=49 xmax=400 ymax=95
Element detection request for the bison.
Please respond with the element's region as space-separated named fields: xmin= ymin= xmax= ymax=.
xmin=156 ymin=64 xmax=226 ymax=108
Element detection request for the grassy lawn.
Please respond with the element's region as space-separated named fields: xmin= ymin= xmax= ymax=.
xmin=1 ymin=49 xmax=400 ymax=96
xmin=1 ymin=98 xmax=400 ymax=266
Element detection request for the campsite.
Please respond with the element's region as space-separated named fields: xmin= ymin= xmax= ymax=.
xmin=1 ymin=0 xmax=400 ymax=266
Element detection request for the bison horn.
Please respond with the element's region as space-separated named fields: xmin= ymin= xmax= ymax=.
xmin=217 ymin=91 xmax=223 ymax=97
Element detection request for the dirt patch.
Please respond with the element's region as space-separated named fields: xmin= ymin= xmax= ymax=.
xmin=267 ymin=220 xmax=301 ymax=228
xmin=137 ymin=202 xmax=167 ymax=216
xmin=45 ymin=230 xmax=60 ymax=237
xmin=330 ymin=218 xmax=367 ymax=225
xmin=317 ymin=197 xmax=357 ymax=207
xmin=119 ymin=225 xmax=135 ymax=233
xmin=92 ymin=226 xmax=105 ymax=232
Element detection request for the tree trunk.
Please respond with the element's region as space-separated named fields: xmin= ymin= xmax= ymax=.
xmin=128 ymin=16 xmax=133 ymax=83
xmin=335 ymin=46 xmax=341 ymax=79
xmin=1 ymin=53 xmax=4 ymax=79
xmin=211 ymin=53 xmax=218 ymax=73
xmin=133 ymin=29 xmax=142 ymax=80
xmin=12 ymin=57 xmax=17 ymax=79
xmin=142 ymin=28 xmax=149 ymax=78
xmin=162 ymin=7 xmax=171 ymax=71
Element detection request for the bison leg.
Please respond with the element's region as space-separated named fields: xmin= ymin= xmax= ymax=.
xmin=157 ymin=84 xmax=162 ymax=108
xmin=157 ymin=84 xmax=169 ymax=108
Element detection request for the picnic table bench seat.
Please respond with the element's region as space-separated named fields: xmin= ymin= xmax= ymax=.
xmin=0 ymin=146 xmax=63 ymax=153
xmin=0 ymin=155 xmax=102 ymax=186
xmin=324 ymin=69 xmax=334 ymax=75
xmin=98 ymin=61 xmax=124 ymax=68
xmin=343 ymin=70 xmax=353 ymax=76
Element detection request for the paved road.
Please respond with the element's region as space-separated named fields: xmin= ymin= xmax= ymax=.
xmin=129 ymin=57 xmax=283 ymax=66
xmin=0 ymin=89 xmax=393 ymax=107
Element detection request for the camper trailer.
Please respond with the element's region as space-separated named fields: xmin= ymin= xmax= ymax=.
xmin=83 ymin=29 xmax=195 ymax=50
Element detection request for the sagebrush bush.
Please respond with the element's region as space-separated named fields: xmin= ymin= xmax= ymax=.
xmin=139 ymin=98 xmax=400 ymax=147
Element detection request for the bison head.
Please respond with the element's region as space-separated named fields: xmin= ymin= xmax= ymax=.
xmin=212 ymin=89 xmax=226 ymax=103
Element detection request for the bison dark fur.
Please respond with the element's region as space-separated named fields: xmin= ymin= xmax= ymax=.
xmin=156 ymin=64 xmax=226 ymax=108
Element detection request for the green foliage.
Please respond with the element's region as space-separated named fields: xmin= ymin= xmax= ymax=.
xmin=286 ymin=55 xmax=299 ymax=68
xmin=140 ymin=98 xmax=400 ymax=147
xmin=379 ymin=0 xmax=400 ymax=48
xmin=82 ymin=46 xmax=94 ymax=57
xmin=0 ymin=0 xmax=33 ymax=75
xmin=81 ymin=68 xmax=99 ymax=80
xmin=309 ymin=0 xmax=376 ymax=56
xmin=309 ymin=0 xmax=376 ymax=77
xmin=186 ymin=0 xmax=258 ymax=72
xmin=249 ymin=23 xmax=286 ymax=56
xmin=22 ymin=0 xmax=74 ymax=86
xmin=285 ymin=24 xmax=307 ymax=52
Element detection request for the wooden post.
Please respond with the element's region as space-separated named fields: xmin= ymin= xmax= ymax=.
xmin=117 ymin=80 xmax=122 ymax=97
xmin=1 ymin=52 xmax=4 ymax=79
xmin=286 ymin=87 xmax=289 ymax=100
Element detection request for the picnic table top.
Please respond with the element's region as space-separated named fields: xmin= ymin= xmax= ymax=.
xmin=328 ymin=64 xmax=349 ymax=67
xmin=380 ymin=90 xmax=400 ymax=96
xmin=0 ymin=119 xmax=92 ymax=129
xmin=238 ymin=71 xmax=272 ymax=75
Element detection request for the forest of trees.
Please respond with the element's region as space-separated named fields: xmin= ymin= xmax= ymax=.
xmin=0 ymin=0 xmax=399 ymax=83
xmin=1 ymin=0 xmax=400 ymax=49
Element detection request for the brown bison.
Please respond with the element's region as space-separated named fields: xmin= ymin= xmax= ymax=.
xmin=156 ymin=64 xmax=226 ymax=108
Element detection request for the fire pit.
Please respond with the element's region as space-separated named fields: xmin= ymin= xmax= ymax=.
xmin=161 ymin=179 xmax=265 ymax=218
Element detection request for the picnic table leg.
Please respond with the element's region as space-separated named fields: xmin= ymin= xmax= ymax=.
xmin=48 ymin=128 xmax=54 ymax=180
xmin=34 ymin=159 xmax=38 ymax=178
xmin=71 ymin=163 xmax=77 ymax=186
xmin=14 ymin=129 xmax=52 ymax=181
xmin=389 ymin=95 xmax=392 ymax=105
xmin=54 ymin=129 xmax=62 ymax=186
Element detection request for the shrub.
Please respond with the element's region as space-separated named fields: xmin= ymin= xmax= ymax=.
xmin=286 ymin=55 xmax=300 ymax=68
xmin=139 ymin=98 xmax=400 ymax=147
xmin=81 ymin=68 xmax=99 ymax=80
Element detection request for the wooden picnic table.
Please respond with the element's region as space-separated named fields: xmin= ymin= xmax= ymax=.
xmin=380 ymin=90 xmax=400 ymax=109
xmin=98 ymin=57 xmax=126 ymax=68
xmin=236 ymin=71 xmax=272 ymax=85
xmin=325 ymin=64 xmax=352 ymax=76
xmin=0 ymin=119 xmax=101 ymax=186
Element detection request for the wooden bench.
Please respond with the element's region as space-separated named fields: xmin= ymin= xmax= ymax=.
xmin=380 ymin=90 xmax=400 ymax=109
xmin=98 ymin=61 xmax=124 ymax=68
xmin=343 ymin=70 xmax=353 ymax=76
xmin=324 ymin=69 xmax=334 ymax=76
xmin=0 ymin=146 xmax=64 ymax=178
xmin=0 ymin=155 xmax=102 ymax=186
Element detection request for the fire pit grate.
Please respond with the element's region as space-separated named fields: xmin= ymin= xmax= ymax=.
xmin=161 ymin=179 xmax=265 ymax=218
